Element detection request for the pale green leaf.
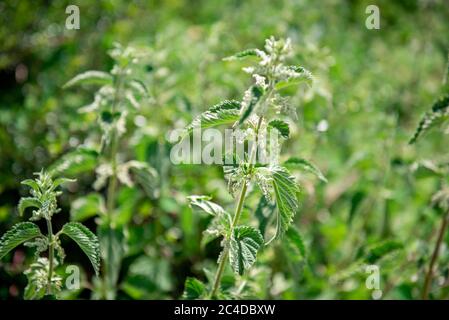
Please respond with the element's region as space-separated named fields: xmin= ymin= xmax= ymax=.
xmin=18 ymin=197 xmax=41 ymax=216
xmin=284 ymin=157 xmax=327 ymax=182
xmin=63 ymin=71 xmax=113 ymax=88
xmin=185 ymin=100 xmax=241 ymax=133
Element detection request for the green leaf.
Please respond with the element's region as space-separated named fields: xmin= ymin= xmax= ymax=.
xmin=21 ymin=179 xmax=40 ymax=192
xmin=364 ymin=241 xmax=403 ymax=264
xmin=183 ymin=277 xmax=206 ymax=299
xmin=271 ymin=166 xmax=300 ymax=239
xmin=284 ymin=157 xmax=327 ymax=182
xmin=48 ymin=147 xmax=99 ymax=177
xmin=185 ymin=100 xmax=241 ymax=133
xmin=223 ymin=49 xmax=259 ymax=61
xmin=60 ymin=222 xmax=100 ymax=275
xmin=187 ymin=195 xmax=226 ymax=216
xmin=18 ymin=197 xmax=41 ymax=216
xmin=70 ymin=193 xmax=105 ymax=222
xmin=0 ymin=222 xmax=42 ymax=259
xmin=268 ymin=119 xmax=290 ymax=138
xmin=229 ymin=225 xmax=264 ymax=275
xmin=239 ymin=86 xmax=263 ymax=125
xmin=409 ymin=94 xmax=449 ymax=144
xmin=63 ymin=71 xmax=113 ymax=88
xmin=51 ymin=177 xmax=76 ymax=190
xmin=275 ymin=66 xmax=313 ymax=90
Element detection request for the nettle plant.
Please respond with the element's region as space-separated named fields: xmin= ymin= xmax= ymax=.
xmin=182 ymin=37 xmax=326 ymax=299
xmin=0 ymin=170 xmax=99 ymax=299
xmin=410 ymin=70 xmax=449 ymax=299
xmin=62 ymin=43 xmax=157 ymax=299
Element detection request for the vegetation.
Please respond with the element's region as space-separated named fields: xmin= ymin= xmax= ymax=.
xmin=1 ymin=0 xmax=449 ymax=300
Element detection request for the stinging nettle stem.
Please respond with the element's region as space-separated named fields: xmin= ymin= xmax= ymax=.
xmin=210 ymin=116 xmax=264 ymax=298
xmin=46 ymin=218 xmax=54 ymax=295
xmin=422 ymin=208 xmax=449 ymax=300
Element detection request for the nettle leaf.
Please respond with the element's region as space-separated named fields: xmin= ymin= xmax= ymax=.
xmin=188 ymin=195 xmax=226 ymax=216
xmin=49 ymin=147 xmax=99 ymax=177
xmin=188 ymin=196 xmax=232 ymax=244
xmin=0 ymin=222 xmax=42 ymax=259
xmin=183 ymin=277 xmax=206 ymax=300
xmin=223 ymin=49 xmax=259 ymax=61
xmin=409 ymin=94 xmax=449 ymax=144
xmin=63 ymin=71 xmax=113 ymax=88
xmin=186 ymin=100 xmax=241 ymax=133
xmin=239 ymin=85 xmax=263 ymax=125
xmin=284 ymin=157 xmax=327 ymax=182
xmin=271 ymin=166 xmax=300 ymax=240
xmin=275 ymin=66 xmax=313 ymax=90
xmin=229 ymin=225 xmax=264 ymax=275
xmin=18 ymin=197 xmax=41 ymax=217
xmin=268 ymin=119 xmax=290 ymax=138
xmin=60 ymin=222 xmax=100 ymax=275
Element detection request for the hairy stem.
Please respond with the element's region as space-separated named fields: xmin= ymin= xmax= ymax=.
xmin=46 ymin=218 xmax=54 ymax=295
xmin=210 ymin=116 xmax=264 ymax=298
xmin=422 ymin=209 xmax=449 ymax=299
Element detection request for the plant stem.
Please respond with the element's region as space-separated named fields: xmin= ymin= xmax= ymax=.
xmin=422 ymin=209 xmax=449 ymax=299
xmin=46 ymin=218 xmax=54 ymax=295
xmin=103 ymin=72 xmax=123 ymax=299
xmin=210 ymin=116 xmax=264 ymax=298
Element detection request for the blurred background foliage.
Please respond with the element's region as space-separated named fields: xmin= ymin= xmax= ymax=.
xmin=1 ymin=0 xmax=449 ymax=299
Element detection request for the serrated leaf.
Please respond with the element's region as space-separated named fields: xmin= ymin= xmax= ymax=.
xmin=60 ymin=222 xmax=100 ymax=275
xmin=18 ymin=197 xmax=41 ymax=216
xmin=185 ymin=100 xmax=241 ymax=134
xmin=223 ymin=49 xmax=259 ymax=61
xmin=275 ymin=66 xmax=313 ymax=90
xmin=0 ymin=222 xmax=42 ymax=259
xmin=187 ymin=195 xmax=226 ymax=216
xmin=284 ymin=157 xmax=327 ymax=182
xmin=48 ymin=147 xmax=99 ymax=177
xmin=239 ymin=86 xmax=263 ymax=125
xmin=229 ymin=226 xmax=264 ymax=275
xmin=183 ymin=277 xmax=206 ymax=299
xmin=271 ymin=166 xmax=300 ymax=239
xmin=63 ymin=71 xmax=113 ymax=88
xmin=268 ymin=119 xmax=290 ymax=138
xmin=409 ymin=95 xmax=449 ymax=144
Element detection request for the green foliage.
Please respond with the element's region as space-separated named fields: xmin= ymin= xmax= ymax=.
xmin=185 ymin=100 xmax=241 ymax=133
xmin=0 ymin=222 xmax=42 ymax=259
xmin=183 ymin=277 xmax=207 ymax=299
xmin=410 ymin=95 xmax=449 ymax=144
xmin=284 ymin=157 xmax=327 ymax=182
xmin=60 ymin=222 xmax=101 ymax=275
xmin=63 ymin=71 xmax=113 ymax=89
xmin=229 ymin=226 xmax=264 ymax=275
xmin=0 ymin=171 xmax=99 ymax=299
xmin=268 ymin=119 xmax=290 ymax=138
